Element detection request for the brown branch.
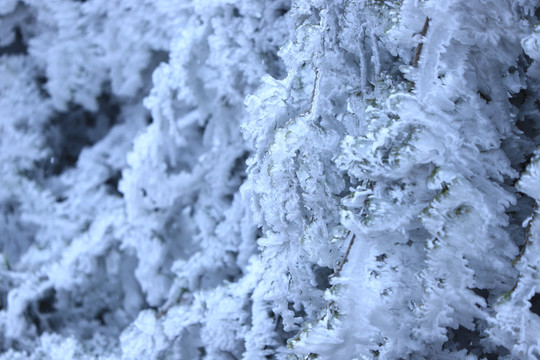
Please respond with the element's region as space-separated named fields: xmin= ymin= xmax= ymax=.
xmin=329 ymin=233 xmax=356 ymax=279
xmin=412 ymin=17 xmax=430 ymax=67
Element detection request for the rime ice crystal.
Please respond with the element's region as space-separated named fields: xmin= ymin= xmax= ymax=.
xmin=1 ymin=0 xmax=540 ymax=359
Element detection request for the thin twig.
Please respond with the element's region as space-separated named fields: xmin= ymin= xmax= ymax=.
xmin=359 ymin=24 xmax=367 ymax=89
xmin=412 ymin=17 xmax=430 ymax=67
xmin=301 ymin=36 xmax=324 ymax=117
xmin=329 ymin=233 xmax=356 ymax=279
xmin=157 ymin=289 xmax=186 ymax=318
xmin=300 ymin=67 xmax=319 ymax=117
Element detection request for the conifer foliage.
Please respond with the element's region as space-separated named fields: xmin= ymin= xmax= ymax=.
xmin=0 ymin=0 xmax=539 ymax=359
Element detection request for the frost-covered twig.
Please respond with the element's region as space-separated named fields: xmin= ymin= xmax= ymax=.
xmin=330 ymin=232 xmax=355 ymax=279
xmin=156 ymin=288 xmax=187 ymax=318
xmin=304 ymin=68 xmax=319 ymax=116
xmin=412 ymin=17 xmax=430 ymax=67
xmin=370 ymin=30 xmax=381 ymax=76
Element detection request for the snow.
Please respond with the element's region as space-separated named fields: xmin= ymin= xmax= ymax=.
xmin=1 ymin=0 xmax=540 ymax=359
